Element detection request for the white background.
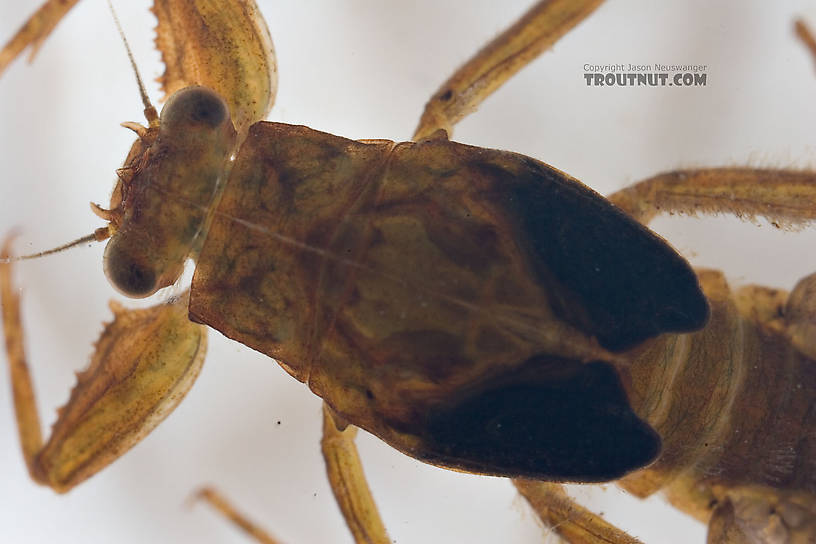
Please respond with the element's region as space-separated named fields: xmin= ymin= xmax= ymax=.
xmin=1 ymin=1 xmax=816 ymax=543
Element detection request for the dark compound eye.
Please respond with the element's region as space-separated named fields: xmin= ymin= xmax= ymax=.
xmin=185 ymin=89 xmax=227 ymax=127
xmin=112 ymin=261 xmax=156 ymax=297
xmin=160 ymin=86 xmax=229 ymax=130
xmin=103 ymin=239 xmax=158 ymax=298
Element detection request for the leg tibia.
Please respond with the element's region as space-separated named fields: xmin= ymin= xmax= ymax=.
xmin=608 ymin=168 xmax=816 ymax=229
xmin=194 ymin=487 xmax=283 ymax=544
xmin=413 ymin=0 xmax=604 ymax=140
xmin=321 ymin=403 xmax=390 ymax=544
xmin=513 ymin=479 xmax=644 ymax=544
xmin=1 ymin=238 xmax=207 ymax=492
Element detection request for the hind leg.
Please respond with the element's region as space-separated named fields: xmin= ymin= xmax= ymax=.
xmin=514 ymin=480 xmax=644 ymax=544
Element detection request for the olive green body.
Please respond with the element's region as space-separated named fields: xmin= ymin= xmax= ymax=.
xmin=189 ymin=122 xmax=707 ymax=481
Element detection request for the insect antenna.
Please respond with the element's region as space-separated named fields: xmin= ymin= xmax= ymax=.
xmin=0 ymin=4 xmax=151 ymax=265
xmin=0 ymin=228 xmax=111 ymax=264
xmin=107 ymin=0 xmax=158 ymax=127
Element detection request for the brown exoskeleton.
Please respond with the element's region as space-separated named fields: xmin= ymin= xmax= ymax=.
xmin=1 ymin=1 xmax=815 ymax=543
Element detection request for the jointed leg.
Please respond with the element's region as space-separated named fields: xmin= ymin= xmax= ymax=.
xmin=192 ymin=403 xmax=390 ymax=544
xmin=608 ymin=168 xmax=816 ymax=229
xmin=1 ymin=238 xmax=207 ymax=492
xmin=321 ymin=403 xmax=390 ymax=544
xmin=1 ymin=237 xmax=45 ymax=483
xmin=193 ymin=488 xmax=284 ymax=544
xmin=610 ymin=20 xmax=816 ymax=230
xmin=0 ymin=0 xmax=80 ymax=76
xmin=514 ymin=480 xmax=644 ymax=544
xmin=413 ymin=0 xmax=604 ymax=141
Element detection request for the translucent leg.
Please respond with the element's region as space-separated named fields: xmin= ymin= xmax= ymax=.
xmin=194 ymin=487 xmax=284 ymax=544
xmin=513 ymin=479 xmax=644 ymax=544
xmin=607 ymin=168 xmax=816 ymax=229
xmin=0 ymin=0 xmax=80 ymax=75
xmin=190 ymin=403 xmax=390 ymax=544
xmin=321 ymin=403 xmax=390 ymax=544
xmin=1 ymin=238 xmax=206 ymax=492
xmin=413 ymin=0 xmax=604 ymax=140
